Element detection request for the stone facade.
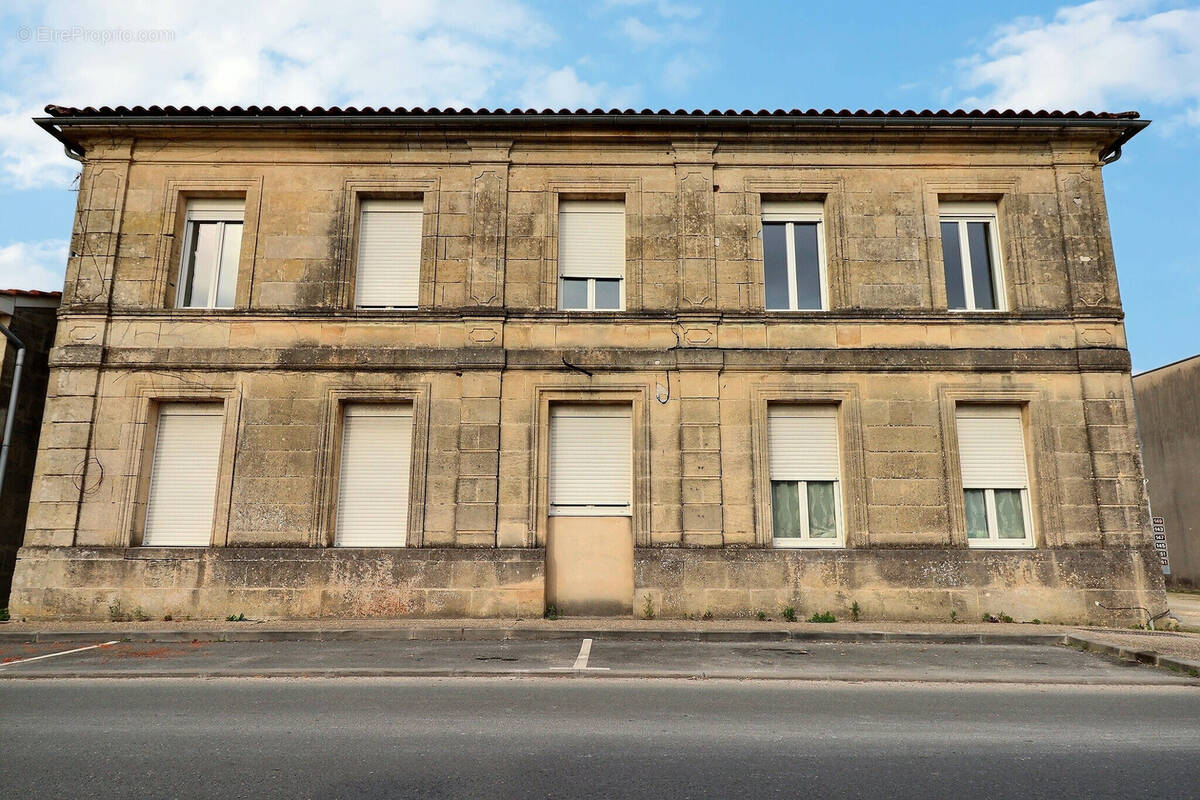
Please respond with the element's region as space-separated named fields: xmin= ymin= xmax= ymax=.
xmin=10 ymin=107 xmax=1165 ymax=623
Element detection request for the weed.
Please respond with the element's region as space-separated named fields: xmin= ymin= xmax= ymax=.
xmin=781 ymin=606 xmax=797 ymax=623
xmin=982 ymin=611 xmax=1014 ymax=624
xmin=756 ymin=610 xmax=767 ymax=622
xmin=108 ymin=601 xmax=130 ymax=623
xmin=225 ymin=612 xmax=247 ymax=622
xmin=0 ymin=608 xmax=9 ymax=622
xmin=999 ymin=612 xmax=1014 ymax=623
xmin=850 ymin=601 xmax=861 ymax=622
xmin=162 ymin=613 xmax=173 ymax=622
xmin=642 ymin=594 xmax=655 ymax=620
xmin=1029 ymin=618 xmax=1042 ymax=625
xmin=701 ymin=610 xmax=714 ymax=621
xmin=808 ymin=611 xmax=837 ymax=624
xmin=543 ymin=605 xmax=559 ymax=621
xmin=133 ymin=607 xmax=150 ymax=622
xmin=950 ymin=610 xmax=958 ymax=623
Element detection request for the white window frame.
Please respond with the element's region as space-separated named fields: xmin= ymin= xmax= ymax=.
xmin=557 ymin=199 xmax=626 ymax=312
xmin=176 ymin=198 xmax=244 ymax=309
xmin=548 ymin=404 xmax=633 ymax=517
xmin=767 ymin=404 xmax=844 ymax=548
xmin=956 ymin=405 xmax=1035 ymax=549
xmin=964 ymin=487 xmax=1035 ymax=549
xmin=939 ymin=201 xmax=1006 ymax=312
xmin=761 ymin=201 xmax=829 ymax=311
xmin=771 ymin=479 xmax=845 ymax=548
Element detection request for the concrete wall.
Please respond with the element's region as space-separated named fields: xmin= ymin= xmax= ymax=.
xmin=0 ymin=303 xmax=57 ymax=605
xmin=8 ymin=120 xmax=1164 ymax=622
xmin=1133 ymin=356 xmax=1200 ymax=587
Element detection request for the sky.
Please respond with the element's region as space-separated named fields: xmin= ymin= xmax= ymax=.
xmin=0 ymin=0 xmax=1196 ymax=371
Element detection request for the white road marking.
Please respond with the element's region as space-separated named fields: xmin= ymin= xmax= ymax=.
xmin=0 ymin=641 xmax=119 ymax=669
xmin=573 ymin=638 xmax=593 ymax=670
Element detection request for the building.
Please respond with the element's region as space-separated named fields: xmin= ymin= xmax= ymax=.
xmin=8 ymin=104 xmax=1165 ymax=623
xmin=1 ymin=288 xmax=59 ymax=606
xmin=1133 ymin=354 xmax=1200 ymax=588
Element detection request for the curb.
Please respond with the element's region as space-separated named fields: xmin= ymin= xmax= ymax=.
xmin=1063 ymin=634 xmax=1200 ymax=678
xmin=0 ymin=627 xmax=1065 ymax=646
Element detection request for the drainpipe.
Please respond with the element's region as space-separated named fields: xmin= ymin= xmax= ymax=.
xmin=0 ymin=323 xmax=25 ymax=500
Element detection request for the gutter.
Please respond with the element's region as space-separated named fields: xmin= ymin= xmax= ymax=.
xmin=34 ymin=114 xmax=1150 ymax=159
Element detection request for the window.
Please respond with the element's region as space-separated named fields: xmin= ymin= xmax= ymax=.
xmin=939 ymin=201 xmax=1004 ymax=311
xmin=767 ymin=405 xmax=843 ymax=547
xmin=335 ymin=404 xmax=414 ymax=546
xmin=761 ymin=201 xmax=828 ymax=310
xmin=558 ymin=200 xmax=625 ymax=310
xmin=549 ymin=405 xmax=632 ymax=515
xmin=177 ymin=199 xmax=244 ymax=309
xmin=955 ymin=405 xmax=1034 ymax=548
xmin=355 ymin=199 xmax=422 ymax=308
xmin=142 ymin=403 xmax=224 ymax=546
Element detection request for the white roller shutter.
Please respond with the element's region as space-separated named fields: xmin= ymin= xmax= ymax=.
xmin=761 ymin=200 xmax=823 ymax=221
xmin=956 ymin=406 xmax=1029 ymax=489
xmin=355 ymin=200 xmax=422 ymax=308
xmin=336 ymin=404 xmax=414 ymax=546
xmin=143 ymin=404 xmax=224 ymax=547
xmin=768 ymin=405 xmax=840 ymax=480
xmin=550 ymin=404 xmax=632 ymax=514
xmin=558 ymin=200 xmax=625 ymax=279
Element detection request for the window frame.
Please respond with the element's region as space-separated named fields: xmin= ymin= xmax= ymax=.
xmin=556 ymin=199 xmax=627 ymax=312
xmin=938 ymin=201 xmax=1006 ymax=312
xmin=964 ymin=486 xmax=1036 ymax=549
xmin=175 ymin=198 xmax=245 ymax=310
xmin=761 ymin=201 xmax=830 ymax=312
xmin=766 ymin=403 xmax=845 ymax=549
xmin=771 ymin=478 xmax=845 ymax=548
xmin=955 ymin=404 xmax=1036 ymax=550
xmin=353 ymin=198 xmax=424 ymax=310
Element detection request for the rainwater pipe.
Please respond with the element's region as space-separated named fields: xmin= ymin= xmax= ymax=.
xmin=0 ymin=322 xmax=25 ymax=501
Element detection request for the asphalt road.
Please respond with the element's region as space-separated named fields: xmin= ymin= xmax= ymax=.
xmin=1 ymin=678 xmax=1197 ymax=799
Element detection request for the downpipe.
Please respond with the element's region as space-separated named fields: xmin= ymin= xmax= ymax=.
xmin=0 ymin=322 xmax=25 ymax=501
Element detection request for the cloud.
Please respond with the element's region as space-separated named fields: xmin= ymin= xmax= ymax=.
xmin=0 ymin=0 xmax=627 ymax=189
xmin=663 ymin=53 xmax=701 ymax=92
xmin=0 ymin=238 xmax=68 ymax=292
xmin=621 ymin=16 xmax=663 ymax=47
xmin=517 ymin=66 xmax=636 ymax=110
xmin=960 ymin=0 xmax=1200 ymax=116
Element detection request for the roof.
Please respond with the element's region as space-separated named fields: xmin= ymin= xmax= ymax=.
xmin=43 ymin=104 xmax=1140 ymax=120
xmin=1133 ymin=352 xmax=1200 ymax=379
xmin=0 ymin=289 xmax=61 ymax=298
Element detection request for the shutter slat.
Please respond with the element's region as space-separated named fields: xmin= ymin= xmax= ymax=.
xmin=143 ymin=405 xmax=224 ymax=546
xmin=956 ymin=408 xmax=1029 ymax=489
xmin=550 ymin=406 xmax=632 ymax=509
xmin=558 ymin=202 xmax=625 ymax=279
xmin=336 ymin=404 xmax=413 ymax=546
xmin=768 ymin=406 xmax=840 ymax=480
xmin=356 ymin=201 xmax=422 ymax=307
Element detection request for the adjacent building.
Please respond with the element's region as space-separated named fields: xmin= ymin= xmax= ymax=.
xmin=1 ymin=288 xmax=59 ymax=606
xmin=1133 ymin=354 xmax=1200 ymax=588
xmin=9 ymin=105 xmax=1165 ymax=623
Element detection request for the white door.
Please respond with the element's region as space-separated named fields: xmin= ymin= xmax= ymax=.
xmin=142 ymin=403 xmax=224 ymax=546
xmin=335 ymin=403 xmax=414 ymax=546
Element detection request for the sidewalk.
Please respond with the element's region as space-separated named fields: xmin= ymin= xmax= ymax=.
xmin=2 ymin=616 xmax=1199 ymax=668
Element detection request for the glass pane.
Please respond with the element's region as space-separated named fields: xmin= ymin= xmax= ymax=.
xmin=214 ymin=222 xmax=242 ymax=308
xmin=941 ymin=221 xmax=966 ymax=309
xmin=762 ymin=222 xmax=790 ymax=310
xmin=560 ymin=278 xmax=588 ymax=309
xmin=771 ymin=481 xmax=801 ymax=539
xmin=995 ymin=489 xmax=1027 ymax=539
xmin=594 ymin=279 xmax=621 ymax=310
xmin=181 ymin=222 xmax=220 ymax=307
xmin=807 ymin=481 xmax=837 ymax=538
xmin=792 ymin=222 xmax=822 ymax=310
xmin=964 ymin=489 xmax=989 ymax=539
xmin=966 ymin=221 xmax=997 ymax=309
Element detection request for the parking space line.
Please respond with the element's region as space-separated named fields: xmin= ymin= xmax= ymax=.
xmin=0 ymin=641 xmax=119 ymax=670
xmin=573 ymin=638 xmax=593 ymax=669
